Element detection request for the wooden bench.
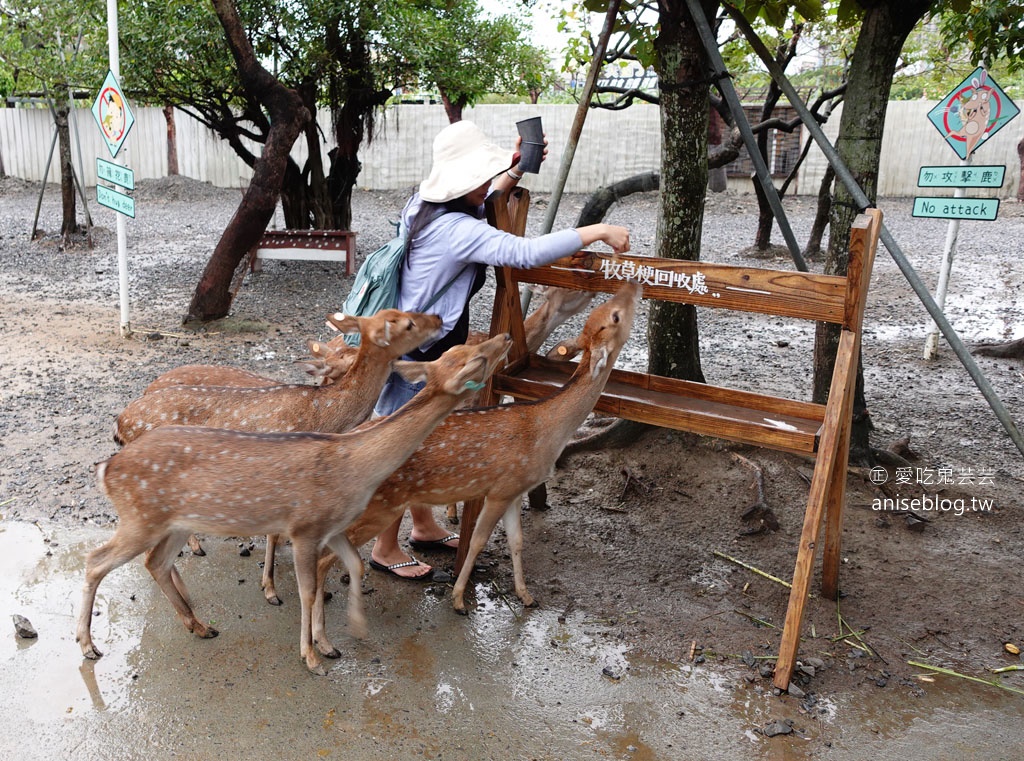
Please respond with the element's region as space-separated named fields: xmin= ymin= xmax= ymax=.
xmin=459 ymin=188 xmax=881 ymax=693
xmin=249 ymin=229 xmax=356 ymax=275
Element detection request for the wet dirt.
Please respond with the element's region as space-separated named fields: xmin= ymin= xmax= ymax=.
xmin=1 ymin=177 xmax=1022 ymax=759
xmin=2 ymin=520 xmax=1021 ymax=760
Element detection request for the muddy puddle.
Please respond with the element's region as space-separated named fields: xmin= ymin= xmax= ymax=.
xmin=1 ymin=519 xmax=1020 ymax=760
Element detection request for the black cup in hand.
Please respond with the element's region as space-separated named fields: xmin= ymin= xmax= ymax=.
xmin=516 ymin=117 xmax=544 ymax=174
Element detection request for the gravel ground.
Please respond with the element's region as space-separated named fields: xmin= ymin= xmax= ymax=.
xmin=2 ymin=175 xmax=1022 ymax=706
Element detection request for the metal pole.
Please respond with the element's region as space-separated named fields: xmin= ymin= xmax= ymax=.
xmin=540 ymin=0 xmax=621 ymax=237
xmin=923 ymin=155 xmax=970 ymax=359
xmin=31 ymin=127 xmax=59 ymax=240
xmin=523 ymin=0 xmax=621 ymax=314
xmin=685 ymin=0 xmax=808 ymax=272
xmin=107 ymin=0 xmax=131 ymax=336
xmin=721 ymin=2 xmax=1024 ymax=458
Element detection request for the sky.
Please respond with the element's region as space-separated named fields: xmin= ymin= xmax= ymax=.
xmin=478 ymin=0 xmax=575 ymax=59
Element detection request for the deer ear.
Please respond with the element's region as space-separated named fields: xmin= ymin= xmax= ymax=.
xmin=589 ymin=345 xmax=609 ymax=380
xmin=326 ymin=312 xmax=360 ymax=335
xmin=295 ymin=358 xmax=329 ymax=381
xmin=331 ymin=351 xmax=357 ymax=376
xmin=443 ymin=358 xmax=487 ymax=396
xmin=369 ymin=320 xmax=392 ymax=348
xmin=394 ymin=360 xmax=428 ymax=384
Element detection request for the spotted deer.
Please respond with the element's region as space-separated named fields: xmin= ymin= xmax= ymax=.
xmin=114 ymin=309 xmax=432 ymax=446
xmin=143 ymin=286 xmax=584 ymax=399
xmin=76 ymin=333 xmax=512 ymax=675
xmin=116 ymin=309 xmax=439 ymax=564
xmin=258 ymin=286 xmax=599 ymax=603
xmin=299 ymin=281 xmax=640 ymax=645
xmin=142 ymin=337 xmax=358 ymax=394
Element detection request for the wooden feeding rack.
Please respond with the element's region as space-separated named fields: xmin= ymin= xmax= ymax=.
xmin=456 ymin=187 xmax=882 ymax=693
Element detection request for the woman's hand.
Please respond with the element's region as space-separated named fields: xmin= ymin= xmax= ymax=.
xmin=577 ymin=224 xmax=630 ymax=254
xmin=510 ymin=135 xmax=549 ymax=176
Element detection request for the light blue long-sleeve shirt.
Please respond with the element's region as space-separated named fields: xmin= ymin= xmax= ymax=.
xmin=397 ymin=193 xmax=583 ymax=346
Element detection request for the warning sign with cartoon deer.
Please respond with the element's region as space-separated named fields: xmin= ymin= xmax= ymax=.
xmin=927 ymin=67 xmax=1019 ymax=161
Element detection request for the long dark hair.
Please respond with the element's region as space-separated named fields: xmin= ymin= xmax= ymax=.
xmin=405 ymin=195 xmax=482 ymax=259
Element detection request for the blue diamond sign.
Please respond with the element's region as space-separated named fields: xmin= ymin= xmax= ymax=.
xmin=91 ymin=70 xmax=135 ymax=159
xmin=927 ymin=67 xmax=1019 ymax=160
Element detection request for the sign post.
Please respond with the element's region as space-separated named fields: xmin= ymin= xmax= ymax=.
xmin=94 ymin=0 xmax=134 ymax=337
xmin=918 ymin=68 xmax=1018 ymax=359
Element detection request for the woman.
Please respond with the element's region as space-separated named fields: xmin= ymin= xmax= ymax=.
xmin=369 ymin=119 xmax=630 ymax=580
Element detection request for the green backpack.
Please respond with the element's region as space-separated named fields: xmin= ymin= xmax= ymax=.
xmin=340 ymin=223 xmax=465 ymax=347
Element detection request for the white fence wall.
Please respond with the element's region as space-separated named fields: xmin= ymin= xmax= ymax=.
xmin=0 ymin=101 xmax=1019 ymax=197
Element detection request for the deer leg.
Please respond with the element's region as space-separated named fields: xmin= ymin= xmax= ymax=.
xmin=290 ymin=537 xmax=326 ymax=675
xmin=262 ymin=533 xmax=284 ymax=606
xmin=312 ymin=550 xmax=341 ymax=659
xmin=325 ymin=535 xmax=366 ymax=641
xmin=145 ymin=532 xmax=218 ymax=639
xmin=187 ymin=533 xmax=205 ymax=556
xmin=451 ymin=497 xmax=513 ymax=615
xmin=169 ymin=565 xmax=194 ymax=609
xmin=445 ymin=503 xmax=459 ymax=524
xmin=502 ymin=496 xmax=536 ymax=608
xmin=77 ymin=529 xmax=155 ymax=659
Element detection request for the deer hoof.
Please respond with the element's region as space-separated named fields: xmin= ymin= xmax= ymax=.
xmin=81 ymin=644 xmax=103 ymax=660
xmin=265 ymin=594 xmax=283 ymax=606
xmin=306 ymin=658 xmax=328 ymax=677
xmin=315 ymin=638 xmax=342 ymax=658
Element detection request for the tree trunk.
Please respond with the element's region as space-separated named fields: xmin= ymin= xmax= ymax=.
xmin=803 ymin=164 xmax=834 ymax=259
xmin=707 ymin=108 xmax=727 ymax=192
xmin=647 ymin=0 xmax=717 ymax=384
xmin=753 ymin=81 xmax=783 ymax=250
xmin=324 ymin=24 xmax=391 ymax=232
xmin=279 ymin=81 xmax=331 ymax=230
xmin=813 ymin=0 xmax=931 ymax=464
xmin=185 ymin=0 xmax=310 ymax=323
xmin=55 ymin=105 xmax=78 ymax=246
xmin=578 ymin=172 xmax=660 ymax=226
xmin=163 ymin=105 xmax=179 ymax=176
xmin=752 ymin=30 xmax=800 ymax=251
xmin=439 ymin=89 xmax=463 ymax=123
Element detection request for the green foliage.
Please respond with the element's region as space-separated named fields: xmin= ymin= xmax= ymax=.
xmin=119 ymin=0 xmax=246 ymax=109
xmin=735 ymin=0 xmax=824 ymax=26
xmin=938 ymin=0 xmax=1024 ymax=73
xmin=875 ymin=1 xmax=1024 ymax=100
xmin=387 ymin=0 xmax=559 ymax=109
xmin=0 ymin=0 xmax=108 ymax=101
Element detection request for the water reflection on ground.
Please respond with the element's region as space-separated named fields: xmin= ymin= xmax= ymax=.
xmin=1 ymin=519 xmax=1020 ymax=760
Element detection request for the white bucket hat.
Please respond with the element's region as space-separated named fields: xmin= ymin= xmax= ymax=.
xmin=419 ymin=121 xmax=515 ymax=203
